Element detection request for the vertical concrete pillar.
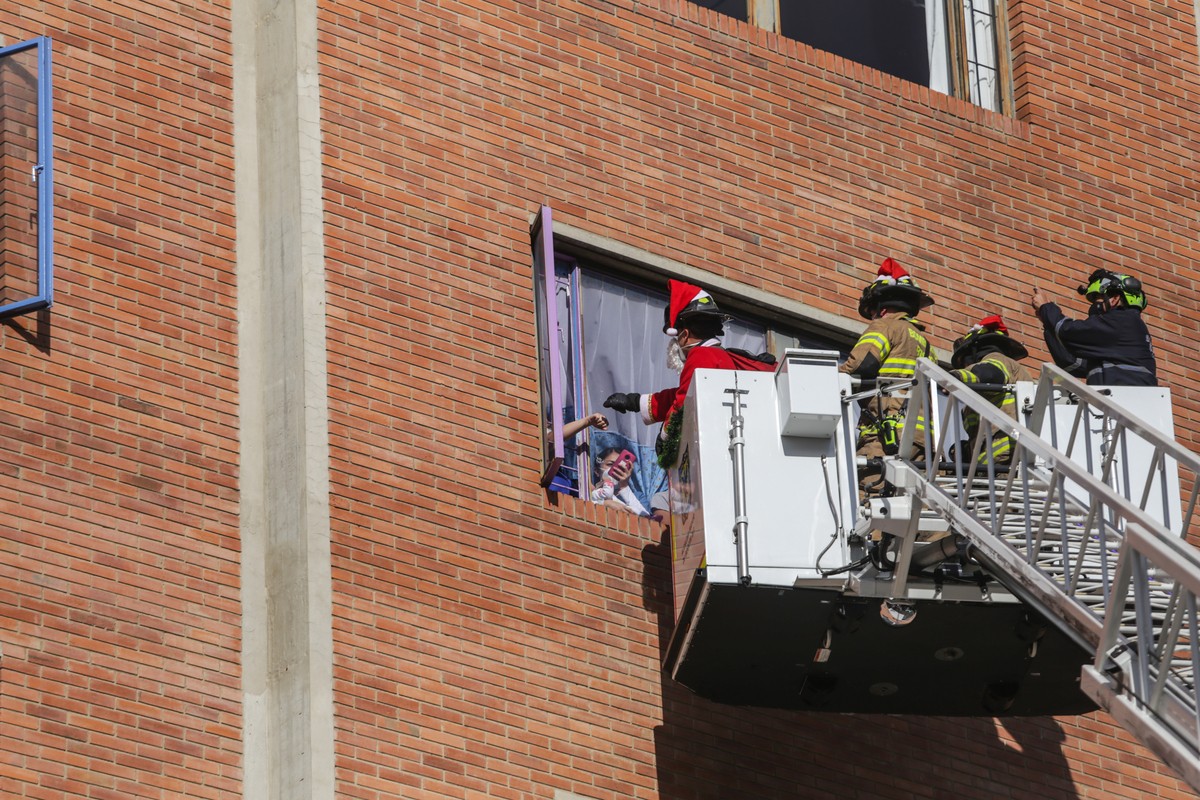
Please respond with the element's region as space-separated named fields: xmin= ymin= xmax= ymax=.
xmin=231 ymin=0 xmax=334 ymax=794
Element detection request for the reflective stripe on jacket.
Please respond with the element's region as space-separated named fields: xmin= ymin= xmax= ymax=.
xmin=950 ymin=353 xmax=1033 ymax=462
xmin=841 ymin=314 xmax=936 ymax=438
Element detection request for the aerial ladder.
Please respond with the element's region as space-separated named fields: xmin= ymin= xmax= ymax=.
xmin=661 ymin=351 xmax=1200 ymax=792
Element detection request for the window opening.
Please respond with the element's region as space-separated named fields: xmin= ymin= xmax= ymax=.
xmin=0 ymin=36 xmax=53 ymax=319
xmin=689 ymin=0 xmax=1010 ymax=112
xmin=691 ymin=0 xmax=749 ymax=23
xmin=962 ymin=0 xmax=1002 ymax=111
xmin=533 ymin=211 xmax=849 ymax=514
xmin=571 ymin=268 xmax=775 ymax=512
xmin=779 ymin=0 xmax=932 ymax=88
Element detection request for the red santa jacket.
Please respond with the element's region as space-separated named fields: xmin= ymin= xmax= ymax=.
xmin=639 ymin=342 xmax=776 ymax=424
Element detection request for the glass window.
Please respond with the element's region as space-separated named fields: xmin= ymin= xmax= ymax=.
xmin=532 ymin=212 xmax=847 ymax=513
xmin=0 ymin=36 xmax=53 ymax=319
xmin=532 ymin=206 xmax=566 ymax=488
xmin=780 ymin=0 xmax=933 ymax=88
xmin=689 ymin=0 xmax=1010 ymax=112
xmin=963 ymin=0 xmax=1003 ymax=110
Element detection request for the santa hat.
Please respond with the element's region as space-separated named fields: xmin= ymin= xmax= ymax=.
xmin=873 ymin=257 xmax=910 ymax=284
xmin=664 ymin=279 xmax=719 ymax=336
xmin=951 ymin=314 xmax=1027 ymax=368
xmin=974 ymin=314 xmax=1008 ymax=335
xmin=858 ymin=257 xmax=934 ymax=319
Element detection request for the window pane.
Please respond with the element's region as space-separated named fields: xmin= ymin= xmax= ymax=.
xmin=579 ymin=270 xmax=671 ymax=510
xmin=0 ymin=43 xmax=42 ymax=310
xmin=973 ymin=64 xmax=998 ymax=111
xmin=578 ymin=272 xmax=667 ymax=447
xmin=577 ymin=270 xmax=771 ymax=511
xmin=688 ymin=0 xmax=749 ymax=23
xmin=926 ymin=0 xmax=951 ymax=96
xmin=531 ymin=207 xmax=565 ymax=487
xmin=779 ymin=0 xmax=931 ymax=87
xmin=552 ymin=260 xmax=585 ymax=494
xmin=965 ymin=0 xmax=1001 ymax=110
xmin=725 ymin=317 xmax=769 ymax=355
xmin=970 ymin=4 xmax=997 ymax=67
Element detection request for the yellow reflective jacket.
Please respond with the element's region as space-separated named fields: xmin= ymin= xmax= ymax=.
xmin=841 ymin=314 xmax=936 ymax=427
xmin=950 ymin=353 xmax=1033 ymax=462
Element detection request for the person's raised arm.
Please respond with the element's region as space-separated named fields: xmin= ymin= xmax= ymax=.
xmin=561 ymin=412 xmax=608 ymax=441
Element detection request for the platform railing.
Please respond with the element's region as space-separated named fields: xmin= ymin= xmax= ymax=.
xmin=892 ymin=358 xmax=1200 ymax=793
xmin=1026 ymin=363 xmax=1200 ymax=540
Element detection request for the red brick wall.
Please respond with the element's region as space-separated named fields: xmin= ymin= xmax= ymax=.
xmin=0 ymin=5 xmax=241 ymax=799
xmin=320 ymin=0 xmax=1200 ymax=798
xmin=2 ymin=0 xmax=1199 ymax=796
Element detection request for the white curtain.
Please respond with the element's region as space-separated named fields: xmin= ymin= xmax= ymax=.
xmin=927 ymin=0 xmax=950 ymax=97
xmin=578 ymin=270 xmax=767 ymax=509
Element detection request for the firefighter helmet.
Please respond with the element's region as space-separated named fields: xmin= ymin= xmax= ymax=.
xmin=857 ymin=258 xmax=935 ymax=320
xmin=1077 ymin=269 xmax=1148 ymax=310
xmin=663 ymin=279 xmax=725 ymax=336
xmin=951 ymin=315 xmax=1028 ymax=369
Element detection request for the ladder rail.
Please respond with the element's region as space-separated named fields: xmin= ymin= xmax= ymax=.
xmin=897 ymin=359 xmax=1200 ymax=786
xmin=1084 ymin=524 xmax=1200 ymax=789
xmin=1028 ymin=364 xmax=1200 ymax=537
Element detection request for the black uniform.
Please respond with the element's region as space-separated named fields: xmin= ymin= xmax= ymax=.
xmin=1036 ymin=303 xmax=1157 ymax=386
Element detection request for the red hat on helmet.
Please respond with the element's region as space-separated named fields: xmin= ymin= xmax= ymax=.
xmin=876 ymin=257 xmax=910 ymax=282
xmin=663 ymin=279 xmax=722 ymax=336
xmin=951 ymin=314 xmax=1028 ymax=368
xmin=857 ymin=257 xmax=935 ymax=319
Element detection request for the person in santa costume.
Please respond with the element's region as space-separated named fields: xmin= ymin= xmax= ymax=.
xmin=840 ymin=258 xmax=937 ymax=463
xmin=602 ymin=279 xmax=776 ymax=467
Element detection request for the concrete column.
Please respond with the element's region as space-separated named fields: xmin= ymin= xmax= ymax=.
xmin=232 ymin=0 xmax=334 ymax=794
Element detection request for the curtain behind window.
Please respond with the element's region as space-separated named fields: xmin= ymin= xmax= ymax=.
xmin=579 ymin=270 xmax=767 ymax=510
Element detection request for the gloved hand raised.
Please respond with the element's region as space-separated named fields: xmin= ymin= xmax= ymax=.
xmin=603 ymin=392 xmax=641 ymax=414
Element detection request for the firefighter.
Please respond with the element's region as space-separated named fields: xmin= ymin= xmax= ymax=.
xmin=1031 ymin=269 xmax=1157 ymax=386
xmin=602 ymin=279 xmax=775 ymax=467
xmin=948 ymin=315 xmax=1033 ymax=464
xmin=839 ymin=258 xmax=937 ymax=463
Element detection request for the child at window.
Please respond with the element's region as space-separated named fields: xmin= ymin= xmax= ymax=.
xmin=590 ymin=447 xmax=649 ymax=516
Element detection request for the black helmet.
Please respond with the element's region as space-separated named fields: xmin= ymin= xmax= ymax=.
xmin=951 ymin=315 xmax=1028 ymax=369
xmin=663 ymin=279 xmax=725 ymax=336
xmin=857 ymin=258 xmax=935 ymax=320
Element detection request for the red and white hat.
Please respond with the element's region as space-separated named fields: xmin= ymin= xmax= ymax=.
xmin=874 ymin=257 xmax=911 ymax=284
xmin=857 ymin=257 xmax=934 ymax=319
xmin=951 ymin=314 xmax=1028 ymax=368
xmin=663 ymin=279 xmax=721 ymax=336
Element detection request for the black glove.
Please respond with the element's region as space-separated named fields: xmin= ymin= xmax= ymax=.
xmin=603 ymin=392 xmax=640 ymax=414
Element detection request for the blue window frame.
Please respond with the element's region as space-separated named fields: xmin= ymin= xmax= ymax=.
xmin=0 ymin=36 xmax=53 ymax=319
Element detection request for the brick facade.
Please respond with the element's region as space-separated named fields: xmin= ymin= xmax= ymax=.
xmin=2 ymin=0 xmax=1200 ymax=797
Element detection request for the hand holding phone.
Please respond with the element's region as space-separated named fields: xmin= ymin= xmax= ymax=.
xmin=608 ymin=449 xmax=637 ymax=478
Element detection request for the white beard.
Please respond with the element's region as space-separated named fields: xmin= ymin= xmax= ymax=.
xmin=666 ymin=338 xmax=686 ymax=373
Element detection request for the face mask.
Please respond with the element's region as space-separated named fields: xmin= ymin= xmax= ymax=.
xmin=666 ymin=337 xmax=686 ymax=373
xmin=1089 ymin=300 xmax=1108 ymax=316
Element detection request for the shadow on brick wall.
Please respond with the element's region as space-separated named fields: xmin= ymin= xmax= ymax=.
xmin=640 ymin=530 xmax=1079 ymax=800
xmin=2 ymin=306 xmax=53 ymax=353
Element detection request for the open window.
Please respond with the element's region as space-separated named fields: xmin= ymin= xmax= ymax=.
xmin=693 ymin=0 xmax=1011 ymax=112
xmin=0 ymin=36 xmax=53 ymax=319
xmin=531 ymin=207 xmax=848 ymax=513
